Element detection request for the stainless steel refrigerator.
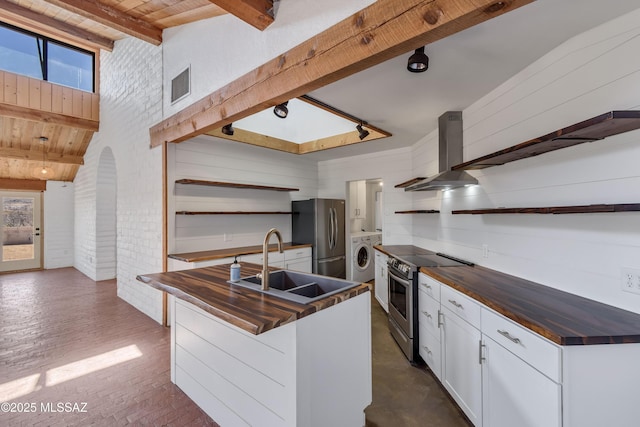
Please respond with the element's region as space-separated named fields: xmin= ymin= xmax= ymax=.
xmin=292 ymin=199 xmax=346 ymax=278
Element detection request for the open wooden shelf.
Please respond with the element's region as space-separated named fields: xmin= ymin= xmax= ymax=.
xmin=452 ymin=203 xmax=640 ymax=215
xmin=175 ymin=179 xmax=299 ymax=192
xmin=452 ymin=111 xmax=640 ymax=170
xmin=394 ymin=177 xmax=426 ymax=188
xmin=176 ymin=211 xmax=294 ymax=215
xmin=395 ymin=210 xmax=440 ymax=214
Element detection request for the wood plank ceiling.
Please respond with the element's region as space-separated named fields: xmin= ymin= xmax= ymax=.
xmin=0 ymin=0 xmax=272 ymax=185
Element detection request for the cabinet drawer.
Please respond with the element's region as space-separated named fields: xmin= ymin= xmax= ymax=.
xmin=285 ymin=247 xmax=311 ymax=260
xmin=419 ymin=324 xmax=442 ymax=380
xmin=418 ymin=288 xmax=440 ymax=339
xmin=441 ymin=285 xmax=481 ymax=327
xmin=243 ymin=251 xmax=285 ymax=265
xmin=418 ymin=273 xmax=440 ymax=301
xmin=482 ymin=308 xmax=561 ymax=382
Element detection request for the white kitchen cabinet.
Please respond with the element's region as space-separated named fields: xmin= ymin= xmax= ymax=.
xmin=284 ymin=247 xmax=312 ymax=273
xmin=418 ymin=273 xmax=441 ymax=379
xmin=374 ymin=250 xmax=388 ymax=312
xmin=482 ymin=335 xmax=561 ymax=427
xmin=168 ymin=256 xmax=237 ymax=271
xmin=349 ymin=180 xmax=366 ymax=220
xmin=441 ymin=303 xmax=483 ymax=426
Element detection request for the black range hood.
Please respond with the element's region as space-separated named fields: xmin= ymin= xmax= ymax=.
xmin=406 ymin=111 xmax=478 ymax=191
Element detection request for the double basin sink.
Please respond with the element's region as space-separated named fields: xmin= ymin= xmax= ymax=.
xmin=229 ymin=270 xmax=360 ymax=304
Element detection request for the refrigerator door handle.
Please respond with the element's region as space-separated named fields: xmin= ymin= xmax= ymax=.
xmin=333 ymin=207 xmax=339 ymax=251
xmin=327 ymin=208 xmax=333 ymax=249
xmin=318 ymin=256 xmax=346 ymax=264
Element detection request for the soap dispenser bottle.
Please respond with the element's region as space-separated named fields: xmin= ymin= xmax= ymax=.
xmin=230 ymin=257 xmax=241 ymax=281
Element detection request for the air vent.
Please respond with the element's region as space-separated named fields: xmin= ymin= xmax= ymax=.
xmin=171 ymin=67 xmax=190 ymax=104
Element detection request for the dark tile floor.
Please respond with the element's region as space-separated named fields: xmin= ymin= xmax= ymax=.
xmin=0 ymin=268 xmax=467 ymax=426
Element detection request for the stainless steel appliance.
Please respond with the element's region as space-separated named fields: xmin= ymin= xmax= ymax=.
xmin=292 ymin=199 xmax=346 ymax=278
xmin=387 ymin=253 xmax=474 ymax=364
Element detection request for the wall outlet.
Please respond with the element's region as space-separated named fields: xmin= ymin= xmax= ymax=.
xmin=621 ymin=268 xmax=640 ymax=294
xmin=224 ymin=233 xmax=232 ymax=242
xmin=482 ymin=244 xmax=489 ymax=258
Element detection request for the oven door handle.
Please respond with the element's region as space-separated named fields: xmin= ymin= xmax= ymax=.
xmin=388 ymin=271 xmax=412 ymax=287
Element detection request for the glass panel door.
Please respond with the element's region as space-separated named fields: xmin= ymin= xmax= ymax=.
xmin=1 ymin=191 xmax=42 ymax=272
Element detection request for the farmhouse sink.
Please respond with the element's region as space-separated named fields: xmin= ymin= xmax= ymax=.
xmin=229 ymin=270 xmax=360 ymax=303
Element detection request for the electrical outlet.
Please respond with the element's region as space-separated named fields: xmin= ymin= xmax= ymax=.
xmin=224 ymin=233 xmax=232 ymax=242
xmin=621 ymin=268 xmax=640 ymax=294
xmin=482 ymin=244 xmax=489 ymax=258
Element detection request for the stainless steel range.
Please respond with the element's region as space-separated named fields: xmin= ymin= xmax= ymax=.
xmin=387 ymin=253 xmax=473 ymax=364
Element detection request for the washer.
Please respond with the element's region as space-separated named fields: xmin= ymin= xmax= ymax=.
xmin=351 ymin=233 xmax=376 ymax=282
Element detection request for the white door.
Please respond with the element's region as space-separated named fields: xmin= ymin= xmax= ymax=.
xmin=1 ymin=191 xmax=42 ymax=272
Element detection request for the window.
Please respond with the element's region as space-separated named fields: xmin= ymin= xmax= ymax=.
xmin=0 ymin=22 xmax=95 ymax=92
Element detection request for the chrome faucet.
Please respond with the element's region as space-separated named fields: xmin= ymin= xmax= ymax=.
xmin=258 ymin=228 xmax=283 ymax=291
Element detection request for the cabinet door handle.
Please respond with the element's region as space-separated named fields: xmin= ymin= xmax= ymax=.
xmin=448 ymin=299 xmax=463 ymax=309
xmin=423 ymin=345 xmax=432 ymax=356
xmin=479 ymin=340 xmax=486 ymax=364
xmin=437 ymin=310 xmax=443 ymax=328
xmin=497 ymin=329 xmax=521 ymax=344
xmin=422 ymin=311 xmax=432 ymax=319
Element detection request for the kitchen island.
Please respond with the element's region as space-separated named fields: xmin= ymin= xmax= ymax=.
xmin=137 ymin=263 xmax=372 ymax=427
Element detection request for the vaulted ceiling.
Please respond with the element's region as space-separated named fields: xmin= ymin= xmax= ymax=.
xmin=0 ymin=0 xmax=271 ymax=185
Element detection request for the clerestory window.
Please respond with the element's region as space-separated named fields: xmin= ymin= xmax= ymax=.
xmin=0 ymin=22 xmax=95 ymax=93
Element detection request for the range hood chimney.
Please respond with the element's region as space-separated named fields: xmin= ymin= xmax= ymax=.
xmin=405 ymin=111 xmax=478 ymax=191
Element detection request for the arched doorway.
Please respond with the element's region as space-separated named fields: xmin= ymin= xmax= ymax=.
xmin=96 ymin=147 xmax=117 ymax=281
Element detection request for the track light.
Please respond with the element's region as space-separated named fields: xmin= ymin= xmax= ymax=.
xmin=221 ymin=123 xmax=234 ymax=135
xmin=407 ymin=46 xmax=429 ymax=73
xmin=273 ymin=101 xmax=289 ymax=118
xmin=357 ymin=123 xmax=370 ymax=140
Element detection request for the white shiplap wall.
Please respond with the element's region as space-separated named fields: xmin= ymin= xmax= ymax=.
xmin=411 ymin=9 xmax=640 ymax=314
xmin=170 ymin=136 xmax=318 ymax=254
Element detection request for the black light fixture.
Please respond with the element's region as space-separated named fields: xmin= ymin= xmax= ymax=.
xmin=407 ymin=46 xmax=429 ymax=73
xmin=221 ymin=123 xmax=234 ymax=135
xmin=357 ymin=123 xmax=370 ymax=140
xmin=273 ymin=101 xmax=289 ymax=118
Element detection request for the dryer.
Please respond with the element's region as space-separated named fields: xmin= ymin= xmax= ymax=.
xmin=351 ymin=232 xmax=378 ymax=283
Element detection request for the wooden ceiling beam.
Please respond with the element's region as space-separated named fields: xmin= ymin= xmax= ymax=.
xmin=208 ymin=0 xmax=274 ymax=31
xmin=0 ymin=103 xmax=99 ymax=132
xmin=150 ymin=0 xmax=534 ymax=148
xmin=0 ymin=178 xmax=46 ymax=191
xmin=0 ymin=147 xmax=84 ymax=165
xmin=43 ymin=0 xmax=163 ymax=45
xmin=0 ymin=0 xmax=114 ymax=51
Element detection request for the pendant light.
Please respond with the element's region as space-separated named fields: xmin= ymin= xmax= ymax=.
xmin=32 ymin=136 xmax=53 ymax=178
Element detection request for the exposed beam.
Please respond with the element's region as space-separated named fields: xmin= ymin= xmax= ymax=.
xmin=206 ymin=127 xmax=299 ymax=154
xmin=0 ymin=147 xmax=84 ymax=165
xmin=150 ymin=0 xmax=534 ymax=148
xmin=0 ymin=0 xmax=114 ymax=51
xmin=208 ymin=0 xmax=274 ymax=31
xmin=0 ymin=178 xmax=46 ymax=191
xmin=43 ymin=0 xmax=163 ymax=45
xmin=0 ymin=103 xmax=99 ymax=131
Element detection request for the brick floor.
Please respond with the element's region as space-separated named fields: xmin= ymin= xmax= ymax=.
xmin=0 ymin=268 xmax=218 ymax=427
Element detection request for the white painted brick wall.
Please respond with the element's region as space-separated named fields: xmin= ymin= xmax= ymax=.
xmin=43 ymin=181 xmax=74 ymax=269
xmin=74 ymin=37 xmax=164 ymax=323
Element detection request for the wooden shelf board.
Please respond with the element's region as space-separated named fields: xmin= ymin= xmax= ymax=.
xmin=452 ymin=111 xmax=640 ymax=170
xmin=176 ymin=211 xmax=294 ymax=215
xmin=395 ymin=210 xmax=440 ymax=214
xmin=175 ymin=179 xmax=299 ymax=192
xmin=452 ymin=203 xmax=640 ymax=215
xmin=394 ymin=177 xmax=426 ymax=188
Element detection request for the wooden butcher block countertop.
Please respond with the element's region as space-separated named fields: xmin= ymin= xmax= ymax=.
xmin=374 ymin=245 xmax=640 ymax=346
xmin=168 ymin=242 xmax=312 ymax=263
xmin=137 ymin=262 xmax=370 ymax=335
